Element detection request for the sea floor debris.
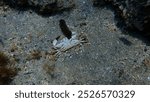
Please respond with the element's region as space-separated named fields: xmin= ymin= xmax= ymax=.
xmin=52 ymin=32 xmax=88 ymax=53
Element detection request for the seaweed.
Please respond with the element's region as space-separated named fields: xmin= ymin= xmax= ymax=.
xmin=26 ymin=50 xmax=42 ymax=60
xmin=43 ymin=62 xmax=56 ymax=79
xmin=0 ymin=52 xmax=8 ymax=67
xmin=0 ymin=52 xmax=18 ymax=85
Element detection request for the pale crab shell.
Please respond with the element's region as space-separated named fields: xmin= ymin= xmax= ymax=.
xmin=52 ymin=33 xmax=81 ymax=52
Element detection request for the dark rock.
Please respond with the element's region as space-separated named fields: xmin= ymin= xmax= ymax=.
xmin=92 ymin=0 xmax=106 ymax=6
xmin=2 ymin=0 xmax=75 ymax=14
xmin=93 ymin=0 xmax=150 ymax=35
xmin=29 ymin=0 xmax=75 ymax=14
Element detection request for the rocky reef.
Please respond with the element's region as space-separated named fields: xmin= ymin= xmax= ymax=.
xmin=93 ymin=0 xmax=150 ymax=36
xmin=1 ymin=0 xmax=150 ymax=85
xmin=2 ymin=0 xmax=150 ymax=34
xmin=2 ymin=0 xmax=75 ymax=14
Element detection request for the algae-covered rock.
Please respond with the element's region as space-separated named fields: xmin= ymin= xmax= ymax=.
xmin=93 ymin=0 xmax=150 ymax=35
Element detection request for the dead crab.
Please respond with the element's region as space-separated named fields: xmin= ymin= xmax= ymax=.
xmin=52 ymin=32 xmax=88 ymax=53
